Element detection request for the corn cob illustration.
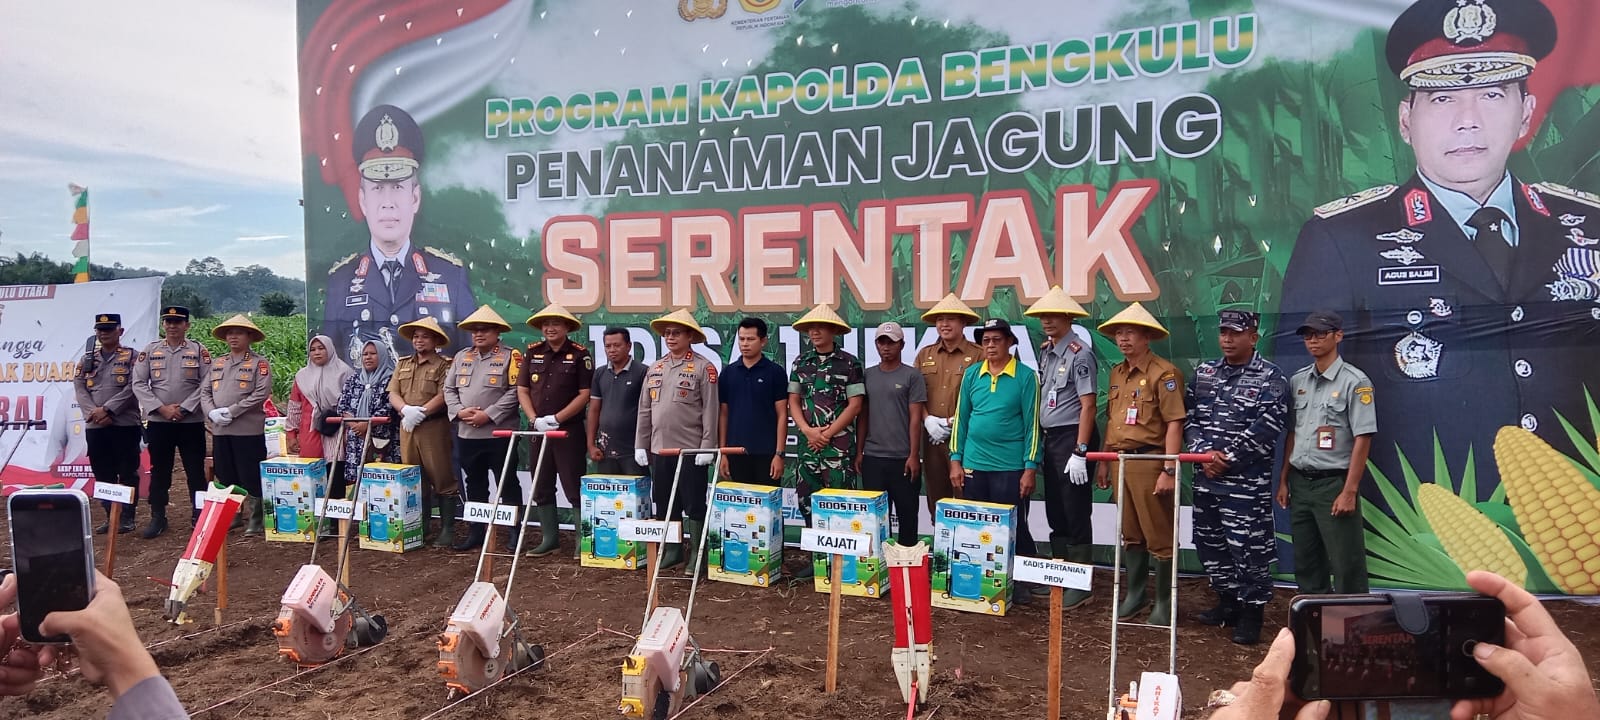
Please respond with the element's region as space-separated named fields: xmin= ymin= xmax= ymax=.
xmin=1415 ymin=483 xmax=1526 ymax=587
xmin=1493 ymin=427 xmax=1600 ymax=594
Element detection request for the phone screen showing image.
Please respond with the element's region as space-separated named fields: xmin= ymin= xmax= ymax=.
xmin=10 ymin=495 xmax=93 ymax=643
xmin=1318 ymin=604 xmax=1443 ymax=699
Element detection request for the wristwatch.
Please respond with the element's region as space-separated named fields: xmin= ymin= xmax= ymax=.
xmin=1074 ymin=443 xmax=1090 ymax=455
xmin=1161 ymin=465 xmax=1178 ymax=475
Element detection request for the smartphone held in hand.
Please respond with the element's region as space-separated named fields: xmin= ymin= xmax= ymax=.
xmin=7 ymin=488 xmax=97 ymax=644
xmin=1288 ymin=593 xmax=1504 ymax=702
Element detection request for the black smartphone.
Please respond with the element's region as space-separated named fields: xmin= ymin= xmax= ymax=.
xmin=1288 ymin=594 xmax=1505 ymax=701
xmin=7 ymin=489 xmax=97 ymax=644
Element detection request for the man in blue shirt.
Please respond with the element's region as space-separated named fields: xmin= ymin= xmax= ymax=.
xmin=719 ymin=317 xmax=789 ymax=485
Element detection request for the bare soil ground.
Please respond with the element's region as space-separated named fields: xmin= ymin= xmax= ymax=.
xmin=4 ymin=485 xmax=1598 ymax=720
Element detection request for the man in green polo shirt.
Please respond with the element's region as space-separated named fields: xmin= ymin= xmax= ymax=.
xmin=1276 ymin=310 xmax=1377 ymax=594
xmin=948 ymin=318 xmax=1042 ymax=602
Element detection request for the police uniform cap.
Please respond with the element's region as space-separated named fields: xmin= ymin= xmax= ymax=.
xmin=1296 ymin=310 xmax=1345 ymax=336
xmin=526 ymin=302 xmax=582 ymax=331
xmin=793 ymin=304 xmax=851 ymax=334
xmin=1385 ymin=0 xmax=1556 ymax=90
xmin=1023 ymin=285 xmax=1089 ymax=319
xmin=920 ymin=293 xmax=980 ymax=323
xmin=457 ymin=305 xmax=513 ymax=333
xmin=353 ymin=104 xmax=424 ymax=182
xmin=650 ymin=308 xmax=706 ymax=343
xmin=93 ymin=313 xmax=121 ymax=330
xmin=160 ymin=306 xmax=191 ymax=321
xmin=399 ymin=315 xmax=451 ymax=347
xmin=1096 ymin=302 xmax=1169 ymax=340
xmin=972 ymin=318 xmax=1015 ymax=344
xmin=1217 ymin=309 xmax=1260 ymax=332
xmin=212 ymin=314 xmax=265 ymax=343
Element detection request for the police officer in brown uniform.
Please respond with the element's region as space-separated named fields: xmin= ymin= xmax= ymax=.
xmin=200 ymin=314 xmax=273 ymax=534
xmin=390 ymin=315 xmax=457 ymax=547
xmin=445 ymin=305 xmax=524 ymax=552
xmin=1096 ymin=302 xmax=1186 ymax=627
xmin=634 ymin=308 xmax=719 ymax=570
xmin=518 ymin=302 xmax=592 ymax=558
xmin=76 ymin=313 xmax=142 ymax=535
xmin=132 ymin=306 xmax=211 ymax=535
xmin=914 ymin=293 xmax=984 ymax=513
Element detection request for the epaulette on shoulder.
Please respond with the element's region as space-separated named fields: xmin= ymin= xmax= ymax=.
xmin=328 ymin=252 xmax=360 ymax=273
xmin=570 ymin=341 xmax=586 ymax=352
xmin=1312 ymin=185 xmax=1398 ymax=219
xmin=424 ymin=246 xmax=465 ymax=266
xmin=1533 ymin=182 xmax=1600 ymax=208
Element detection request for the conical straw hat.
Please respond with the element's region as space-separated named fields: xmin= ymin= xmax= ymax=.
xmin=526 ymin=302 xmax=581 ymax=331
xmin=792 ymin=304 xmax=850 ymax=333
xmin=457 ymin=305 xmax=512 ymax=333
xmin=1097 ymin=302 xmax=1169 ymax=340
xmin=211 ymin=314 xmax=265 ymax=343
xmin=398 ymin=316 xmax=451 ymax=347
xmin=650 ymin=308 xmax=706 ymax=342
xmin=1023 ymin=286 xmax=1088 ymax=319
xmin=920 ymin=293 xmax=980 ymax=323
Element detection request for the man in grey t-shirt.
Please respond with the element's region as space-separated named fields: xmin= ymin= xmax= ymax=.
xmin=856 ymin=322 xmax=928 ymax=546
xmin=588 ymin=327 xmax=649 ymax=475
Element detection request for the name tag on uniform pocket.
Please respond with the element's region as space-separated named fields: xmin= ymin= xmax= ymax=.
xmin=1047 ymin=390 xmax=1058 ymax=410
xmin=1317 ymin=426 xmax=1335 ymax=450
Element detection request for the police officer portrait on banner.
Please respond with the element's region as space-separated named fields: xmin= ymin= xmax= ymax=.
xmin=1277 ymin=0 xmax=1600 ymax=485
xmin=322 ymin=104 xmax=475 ymax=363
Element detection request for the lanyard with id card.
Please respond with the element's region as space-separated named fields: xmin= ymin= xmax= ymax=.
xmin=1316 ymin=426 xmax=1335 ymax=450
xmin=1124 ymin=389 xmax=1140 ymax=425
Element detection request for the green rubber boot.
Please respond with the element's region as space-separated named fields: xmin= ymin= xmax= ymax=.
xmin=244 ymin=497 xmax=265 ymax=535
xmin=1148 ymin=558 xmax=1174 ymax=627
xmin=1061 ymin=544 xmax=1094 ymax=610
xmin=432 ymin=497 xmax=458 ymax=549
xmin=1117 ymin=548 xmax=1151 ymax=619
xmin=526 ymin=505 xmax=561 ymax=557
xmin=681 ymin=519 xmax=703 ymax=576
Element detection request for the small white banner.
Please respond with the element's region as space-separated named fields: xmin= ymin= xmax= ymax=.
xmin=92 ymin=483 xmax=134 ymax=504
xmin=1012 ymin=556 xmax=1093 ymax=591
xmin=617 ymin=519 xmax=682 ymax=542
xmin=313 ymin=498 xmax=362 ymax=521
xmin=194 ymin=491 xmax=207 ymax=508
xmin=800 ymin=528 xmax=872 ymax=557
xmin=463 ymin=502 xmax=518 ymax=527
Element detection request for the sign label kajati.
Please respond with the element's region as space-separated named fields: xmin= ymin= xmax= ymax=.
xmin=1013 ymin=556 xmax=1092 ymax=591
xmin=800 ymin=528 xmax=872 ymax=557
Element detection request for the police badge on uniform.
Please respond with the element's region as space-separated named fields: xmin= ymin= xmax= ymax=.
xmin=1394 ymin=331 xmax=1443 ymax=379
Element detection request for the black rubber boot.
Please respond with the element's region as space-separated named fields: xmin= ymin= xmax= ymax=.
xmin=1232 ymin=604 xmax=1265 ymax=645
xmin=452 ymin=523 xmax=485 ymax=552
xmin=141 ymin=508 xmax=169 ymax=539
xmin=244 ymin=498 xmax=264 ymax=535
xmin=119 ymin=505 xmax=138 ymax=535
xmin=1194 ymin=594 xmax=1241 ymax=627
xmin=432 ymin=497 xmax=459 ymax=549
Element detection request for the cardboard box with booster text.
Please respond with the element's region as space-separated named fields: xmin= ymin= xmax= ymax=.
xmin=580 ymin=474 xmax=651 ymax=569
xmin=931 ymin=498 xmax=1015 ymax=616
xmin=262 ymin=457 xmax=329 ymax=543
xmin=358 ymin=463 xmax=423 ymax=553
xmin=810 ymin=488 xmax=890 ymax=598
xmin=708 ymin=482 xmax=783 ymax=586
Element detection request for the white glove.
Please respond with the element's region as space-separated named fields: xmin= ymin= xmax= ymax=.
xmin=535 ymin=415 xmax=559 ymax=432
xmin=217 ymin=407 xmax=232 ymax=421
xmin=400 ymin=405 xmax=426 ymax=431
xmin=924 ymin=416 xmax=951 ymax=444
xmin=694 ymin=453 xmax=713 ymax=466
xmin=401 ymin=414 xmax=420 ymax=432
xmin=1066 ymin=454 xmax=1088 ymax=486
xmin=634 ymin=449 xmax=649 ymax=467
xmin=207 ymin=408 xmax=231 ymax=425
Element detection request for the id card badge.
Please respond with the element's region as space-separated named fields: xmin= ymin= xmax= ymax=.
xmin=1047 ymin=390 xmax=1058 ymax=410
xmin=1124 ymin=404 xmax=1139 ymax=425
xmin=1316 ymin=426 xmax=1335 ymax=450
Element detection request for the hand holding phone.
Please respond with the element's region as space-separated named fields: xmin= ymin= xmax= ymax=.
xmin=7 ymin=489 xmax=97 ymax=644
xmin=1288 ymin=593 xmax=1505 ymax=701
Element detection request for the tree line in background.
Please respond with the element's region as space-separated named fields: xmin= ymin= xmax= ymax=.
xmin=0 ymin=252 xmax=306 ymax=317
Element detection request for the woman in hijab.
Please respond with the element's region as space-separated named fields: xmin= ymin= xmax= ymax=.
xmin=287 ymin=335 xmax=353 ymax=460
xmin=334 ymin=340 xmax=399 ymax=499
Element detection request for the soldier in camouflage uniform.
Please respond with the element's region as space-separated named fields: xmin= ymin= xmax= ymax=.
xmin=1183 ymin=310 xmax=1290 ymax=645
xmin=787 ymin=304 xmax=866 ymax=514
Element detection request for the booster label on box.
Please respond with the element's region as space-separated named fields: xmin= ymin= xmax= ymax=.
xmin=708 ymin=483 xmax=783 ymax=587
xmin=810 ymin=489 xmax=890 ymax=598
xmin=931 ymin=499 xmax=1016 ymax=616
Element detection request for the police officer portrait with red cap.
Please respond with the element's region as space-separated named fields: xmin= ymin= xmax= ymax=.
xmin=321 ymin=104 xmax=477 ymax=365
xmin=1278 ymin=0 xmax=1600 ymax=490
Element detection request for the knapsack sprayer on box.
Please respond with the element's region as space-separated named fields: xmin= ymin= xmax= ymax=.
xmin=619 ymin=446 xmax=739 ymax=719
xmin=272 ymin=416 xmax=391 ymax=665
xmin=435 ymin=429 xmax=558 ymax=696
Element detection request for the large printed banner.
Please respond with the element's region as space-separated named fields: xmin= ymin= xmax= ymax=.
xmin=0 ymin=278 xmax=162 ymax=493
xmin=299 ymin=0 xmax=1600 ymax=593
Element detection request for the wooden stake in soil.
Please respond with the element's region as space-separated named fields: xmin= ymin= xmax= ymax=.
xmin=337 ymin=518 xmax=353 ymax=587
xmin=1012 ymin=554 xmax=1095 ymax=720
xmin=103 ymin=502 xmax=121 ymax=578
xmin=826 ymin=557 xmax=843 ymax=694
xmin=645 ymin=542 xmax=659 ymax=619
xmin=215 ymin=542 xmax=229 ymax=625
xmin=1048 ymin=585 xmax=1063 ymax=719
